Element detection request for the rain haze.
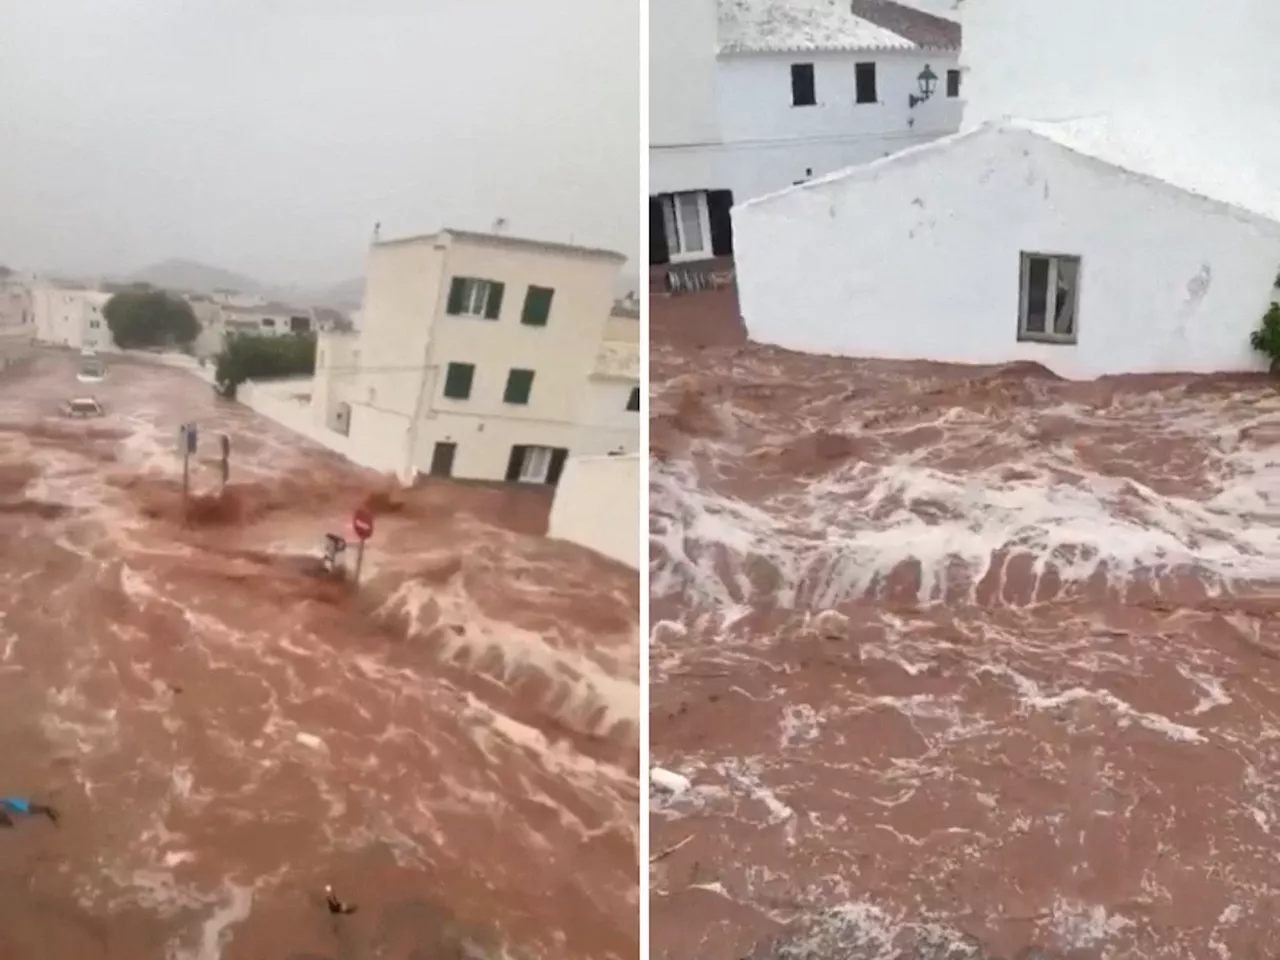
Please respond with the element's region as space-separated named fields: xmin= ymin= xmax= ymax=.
xmin=0 ymin=0 xmax=640 ymax=287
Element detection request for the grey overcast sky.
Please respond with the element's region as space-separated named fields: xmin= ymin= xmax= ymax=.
xmin=0 ymin=0 xmax=640 ymax=286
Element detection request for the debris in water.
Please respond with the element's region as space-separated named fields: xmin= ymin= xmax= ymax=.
xmin=650 ymin=767 xmax=692 ymax=796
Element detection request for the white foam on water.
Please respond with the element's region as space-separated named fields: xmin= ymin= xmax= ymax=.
xmin=382 ymin=577 xmax=639 ymax=738
xmin=650 ymin=385 xmax=1280 ymax=612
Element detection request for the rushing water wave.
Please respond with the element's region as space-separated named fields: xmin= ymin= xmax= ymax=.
xmin=648 ymin=322 xmax=1279 ymax=960
xmin=0 ymin=350 xmax=639 ymax=960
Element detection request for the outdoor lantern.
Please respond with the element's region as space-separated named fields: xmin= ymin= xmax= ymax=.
xmin=909 ymin=64 xmax=939 ymax=107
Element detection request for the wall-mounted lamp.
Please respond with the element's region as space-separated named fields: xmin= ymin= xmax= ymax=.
xmin=908 ymin=64 xmax=938 ymax=108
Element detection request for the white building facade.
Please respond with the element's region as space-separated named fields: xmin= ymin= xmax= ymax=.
xmin=308 ymin=230 xmax=640 ymax=484
xmin=650 ymin=0 xmax=962 ymax=267
xmin=548 ymin=453 xmax=641 ymax=569
xmin=31 ymin=285 xmax=111 ymax=351
xmin=732 ymin=0 xmax=1280 ymax=378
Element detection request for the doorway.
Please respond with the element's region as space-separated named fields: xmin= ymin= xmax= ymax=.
xmin=505 ymin=445 xmax=569 ymax=485
xmin=430 ymin=442 xmax=457 ymax=477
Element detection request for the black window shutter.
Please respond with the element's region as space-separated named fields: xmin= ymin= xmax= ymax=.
xmin=791 ymin=63 xmax=816 ymax=106
xmin=446 ymin=278 xmax=466 ymax=315
xmin=444 ymin=362 xmax=474 ymax=399
xmin=505 ymin=446 xmax=526 ymax=482
xmin=546 ymin=448 xmax=569 ymax=486
xmin=708 ymin=190 xmax=735 ymax=258
xmin=503 ymin=368 xmax=534 ymax=404
xmin=522 ymin=287 xmax=553 ymax=326
xmin=855 ymin=62 xmax=877 ymax=103
xmin=649 ymin=197 xmax=670 ymax=265
xmin=626 ymin=387 xmax=640 ymax=411
xmin=484 ymin=282 xmax=505 ymax=320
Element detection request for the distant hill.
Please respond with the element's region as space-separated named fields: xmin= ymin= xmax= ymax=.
xmin=124 ymin=259 xmax=264 ymax=296
xmin=266 ymin=277 xmax=365 ymax=312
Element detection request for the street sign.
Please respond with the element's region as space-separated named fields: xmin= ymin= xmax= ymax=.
xmin=352 ymin=506 xmax=374 ymax=541
xmin=179 ymin=423 xmax=198 ymax=454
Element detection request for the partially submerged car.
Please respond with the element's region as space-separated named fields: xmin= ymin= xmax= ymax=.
xmin=61 ymin=397 xmax=105 ymax=418
xmin=77 ymin=350 xmax=105 ymax=383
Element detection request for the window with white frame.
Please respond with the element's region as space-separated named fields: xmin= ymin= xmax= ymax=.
xmin=660 ymin=191 xmax=710 ymax=261
xmin=452 ymin=278 xmax=501 ymax=317
xmin=1018 ymin=253 xmax=1080 ymax=344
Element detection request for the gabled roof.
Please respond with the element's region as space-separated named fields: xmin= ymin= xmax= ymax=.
xmin=737 ymin=118 xmax=1280 ymax=233
xmin=719 ymin=0 xmax=961 ymax=54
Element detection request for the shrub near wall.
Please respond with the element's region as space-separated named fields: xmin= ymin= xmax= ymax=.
xmin=1251 ymin=303 xmax=1280 ymax=374
xmin=214 ymin=332 xmax=316 ymax=399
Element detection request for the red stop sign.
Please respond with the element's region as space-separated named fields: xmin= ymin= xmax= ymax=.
xmin=352 ymin=506 xmax=374 ymax=540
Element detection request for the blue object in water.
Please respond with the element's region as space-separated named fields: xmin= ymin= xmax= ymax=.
xmin=1 ymin=797 xmax=31 ymax=814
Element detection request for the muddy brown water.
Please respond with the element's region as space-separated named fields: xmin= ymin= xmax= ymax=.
xmin=0 ymin=352 xmax=639 ymax=959
xmin=649 ymin=333 xmax=1279 ymax=960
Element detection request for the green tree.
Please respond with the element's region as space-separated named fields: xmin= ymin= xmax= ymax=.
xmin=214 ymin=332 xmax=317 ymax=399
xmin=1251 ymin=302 xmax=1280 ymax=374
xmin=103 ymin=289 xmax=199 ymax=349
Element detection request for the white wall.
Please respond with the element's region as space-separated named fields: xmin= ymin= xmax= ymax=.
xmin=547 ymin=454 xmax=640 ymax=569
xmin=734 ymin=126 xmax=1280 ymax=379
xmin=32 ymin=287 xmax=110 ymax=350
xmin=718 ymin=51 xmax=961 ymax=146
xmin=655 ymin=50 xmax=963 ymax=205
xmin=959 ymin=0 xmax=1280 ymax=177
xmin=650 ymin=0 xmax=721 ymax=149
xmin=238 ymin=377 xmax=406 ymax=476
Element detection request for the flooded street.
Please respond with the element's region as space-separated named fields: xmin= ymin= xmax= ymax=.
xmin=648 ymin=326 xmax=1280 ymax=959
xmin=0 ymin=350 xmax=639 ymax=960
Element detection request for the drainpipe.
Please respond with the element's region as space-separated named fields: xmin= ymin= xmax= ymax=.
xmin=402 ymin=237 xmax=452 ymax=485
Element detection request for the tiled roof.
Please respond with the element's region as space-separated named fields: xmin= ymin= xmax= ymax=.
xmin=719 ymin=0 xmax=960 ymax=54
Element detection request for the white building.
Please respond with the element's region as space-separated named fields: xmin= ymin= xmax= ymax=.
xmin=650 ymin=0 xmax=962 ymax=267
xmin=732 ymin=0 xmax=1280 ymax=379
xmin=31 ymin=285 xmax=111 ymax=351
xmin=0 ymin=275 xmax=33 ymax=333
xmin=308 ymin=229 xmax=641 ymax=484
xmin=548 ymin=453 xmax=640 ymax=569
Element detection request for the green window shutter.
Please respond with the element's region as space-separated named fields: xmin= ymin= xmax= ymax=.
xmin=503 ymin=368 xmax=535 ymax=405
xmin=521 ymin=286 xmax=554 ymax=326
xmin=483 ymin=281 xmax=505 ymax=320
xmin=446 ymin=277 xmax=466 ymax=315
xmin=443 ymin=362 xmax=475 ymax=399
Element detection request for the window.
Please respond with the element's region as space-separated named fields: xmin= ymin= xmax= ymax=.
xmin=261 ymin=317 xmax=276 ymax=328
xmin=505 ymin=445 xmax=568 ymax=484
xmin=947 ymin=69 xmax=961 ymax=98
xmin=446 ymin=277 xmax=505 ymax=319
xmin=503 ymin=368 xmax=535 ymax=405
xmin=443 ymin=361 xmax=475 ymax=399
xmin=89 ymin=320 xmax=100 ymax=329
xmin=855 ymin=62 xmax=877 ymax=104
xmin=1018 ymin=253 xmax=1081 ymax=344
xmin=626 ymin=386 xmax=640 ymax=412
xmin=791 ymin=63 xmax=816 ymax=107
xmin=289 ymin=315 xmax=311 ymax=333
xmin=522 ymin=286 xmax=555 ymax=326
xmin=660 ymin=192 xmax=708 ymax=260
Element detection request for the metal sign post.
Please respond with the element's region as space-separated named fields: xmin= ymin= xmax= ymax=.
xmin=322 ymin=533 xmax=347 ymax=574
xmin=219 ymin=433 xmax=231 ymax=488
xmin=351 ymin=506 xmax=374 ymax=584
xmin=179 ymin=423 xmax=198 ymax=516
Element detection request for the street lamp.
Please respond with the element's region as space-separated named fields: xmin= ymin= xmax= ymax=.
xmin=908 ymin=64 xmax=939 ymax=108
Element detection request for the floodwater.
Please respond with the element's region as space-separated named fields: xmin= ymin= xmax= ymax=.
xmin=0 ymin=350 xmax=640 ymax=960
xmin=648 ymin=329 xmax=1280 ymax=960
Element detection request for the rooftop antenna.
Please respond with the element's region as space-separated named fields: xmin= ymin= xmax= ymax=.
xmin=492 ymin=217 xmax=509 ymax=234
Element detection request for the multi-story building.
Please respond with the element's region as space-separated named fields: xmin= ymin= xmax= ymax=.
xmin=650 ymin=0 xmax=962 ymax=267
xmin=309 ymin=229 xmax=640 ymax=484
xmin=31 ymin=284 xmax=111 ymax=350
